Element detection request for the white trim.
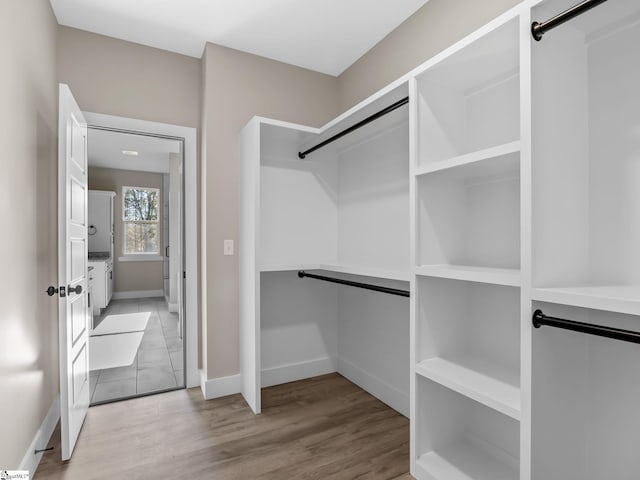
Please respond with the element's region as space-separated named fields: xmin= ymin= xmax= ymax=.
xmin=200 ymin=370 xmax=207 ymax=398
xmin=167 ymin=302 xmax=179 ymax=313
xmin=83 ymin=112 xmax=199 ymax=389
xmin=112 ymin=289 xmax=164 ymax=300
xmin=200 ymin=371 xmax=242 ymax=400
xmin=338 ymin=357 xmax=409 ymax=418
xmin=19 ymin=395 xmax=60 ymax=476
xmin=118 ymin=255 xmax=164 ymax=262
xmin=261 ymin=357 xmax=337 ymax=389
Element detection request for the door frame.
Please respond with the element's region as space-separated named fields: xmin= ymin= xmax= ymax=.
xmin=84 ymin=112 xmax=199 ymax=388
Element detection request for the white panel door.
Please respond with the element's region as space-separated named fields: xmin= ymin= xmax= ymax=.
xmin=58 ymin=84 xmax=90 ymax=460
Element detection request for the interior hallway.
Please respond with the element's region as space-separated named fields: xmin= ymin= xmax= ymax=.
xmin=37 ymin=374 xmax=411 ymax=479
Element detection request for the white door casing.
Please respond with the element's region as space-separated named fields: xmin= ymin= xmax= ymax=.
xmin=58 ymin=84 xmax=90 ymax=461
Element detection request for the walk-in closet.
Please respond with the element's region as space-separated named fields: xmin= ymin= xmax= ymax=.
xmin=239 ymin=0 xmax=640 ymax=479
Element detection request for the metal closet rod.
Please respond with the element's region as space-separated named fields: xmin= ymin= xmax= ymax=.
xmin=297 ymin=271 xmax=410 ymax=298
xmin=531 ymin=0 xmax=608 ymax=41
xmin=298 ymin=96 xmax=409 ymax=159
xmin=532 ymin=309 xmax=640 ymax=344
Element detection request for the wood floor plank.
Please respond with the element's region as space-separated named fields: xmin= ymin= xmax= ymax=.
xmin=37 ymin=373 xmax=412 ymax=479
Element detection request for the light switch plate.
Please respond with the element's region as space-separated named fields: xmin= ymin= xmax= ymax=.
xmin=224 ymin=239 xmax=234 ymax=256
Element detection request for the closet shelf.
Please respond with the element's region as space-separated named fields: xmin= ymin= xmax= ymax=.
xmin=416 ymin=438 xmax=518 ymax=480
xmin=414 ymin=141 xmax=520 ymax=178
xmin=260 ymin=264 xmax=322 ymax=273
xmin=416 ymin=356 xmax=520 ymax=420
xmin=260 ymin=264 xmax=410 ymax=282
xmin=532 ymin=285 xmax=640 ymax=317
xmin=415 ymin=264 xmax=520 ymax=287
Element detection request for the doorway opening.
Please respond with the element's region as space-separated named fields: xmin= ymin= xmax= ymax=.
xmin=86 ymin=126 xmax=186 ymax=404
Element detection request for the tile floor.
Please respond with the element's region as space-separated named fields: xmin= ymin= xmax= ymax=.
xmin=89 ymin=297 xmax=184 ymax=404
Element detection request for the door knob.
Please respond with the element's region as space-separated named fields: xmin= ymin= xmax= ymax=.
xmin=46 ymin=286 xmax=67 ymax=297
xmin=68 ymin=285 xmax=83 ymax=295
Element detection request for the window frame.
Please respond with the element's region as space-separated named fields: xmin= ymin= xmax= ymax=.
xmin=121 ymin=185 xmax=161 ymax=257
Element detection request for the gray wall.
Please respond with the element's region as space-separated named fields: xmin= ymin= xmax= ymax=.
xmin=57 ymin=26 xmax=201 ymax=128
xmin=0 ymin=0 xmax=59 ymax=469
xmin=337 ymin=0 xmax=521 ymax=110
xmin=200 ymin=43 xmax=340 ymax=378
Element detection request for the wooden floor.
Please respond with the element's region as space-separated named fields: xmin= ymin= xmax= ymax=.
xmin=37 ymin=374 xmax=412 ymax=479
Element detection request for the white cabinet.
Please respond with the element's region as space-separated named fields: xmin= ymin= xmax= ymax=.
xmin=107 ymin=260 xmax=113 ymax=304
xmin=88 ymin=190 xmax=115 ymax=314
xmin=88 ymin=259 xmax=113 ymax=314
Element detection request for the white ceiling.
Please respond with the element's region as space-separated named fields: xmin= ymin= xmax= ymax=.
xmin=49 ymin=0 xmax=428 ymax=76
xmin=88 ymin=128 xmax=181 ymax=173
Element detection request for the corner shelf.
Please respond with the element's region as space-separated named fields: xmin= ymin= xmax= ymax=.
xmin=416 ymin=438 xmax=518 ymax=480
xmin=415 ymin=265 xmax=520 ymax=287
xmin=416 ymin=355 xmax=520 ymax=420
xmin=532 ymin=285 xmax=640 ymax=317
xmin=414 ymin=141 xmax=520 ymax=178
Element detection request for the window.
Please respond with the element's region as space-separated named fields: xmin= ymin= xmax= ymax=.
xmin=122 ymin=186 xmax=160 ymax=255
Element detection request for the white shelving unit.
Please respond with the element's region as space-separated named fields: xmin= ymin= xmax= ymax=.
xmin=529 ymin=0 xmax=640 ymax=478
xmin=239 ymin=1 xmax=640 ymax=478
xmin=411 ymin=9 xmax=525 ymax=480
xmin=240 ymin=83 xmax=411 ymax=416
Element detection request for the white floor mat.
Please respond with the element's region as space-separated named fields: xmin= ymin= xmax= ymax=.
xmin=91 ymin=312 xmax=150 ymax=336
xmin=90 ymin=332 xmax=144 ymax=371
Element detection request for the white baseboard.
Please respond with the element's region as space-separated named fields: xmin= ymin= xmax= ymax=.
xmin=20 ymin=395 xmax=60 ymax=476
xmin=338 ymin=358 xmax=409 ymax=417
xmin=262 ymin=356 xmax=337 ymax=388
xmin=112 ymin=289 xmax=164 ymax=300
xmin=200 ymin=370 xmax=242 ymax=400
xmin=167 ymin=302 xmax=178 ymax=313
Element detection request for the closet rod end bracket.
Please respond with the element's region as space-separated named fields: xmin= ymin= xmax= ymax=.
xmin=532 ymin=309 xmax=545 ymax=328
xmin=531 ymin=21 xmax=544 ymax=41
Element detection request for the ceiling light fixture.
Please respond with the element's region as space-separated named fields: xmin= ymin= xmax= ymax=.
xmin=122 ymin=150 xmax=139 ymax=156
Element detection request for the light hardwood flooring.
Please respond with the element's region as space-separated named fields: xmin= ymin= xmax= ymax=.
xmin=37 ymin=374 xmax=411 ymax=479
